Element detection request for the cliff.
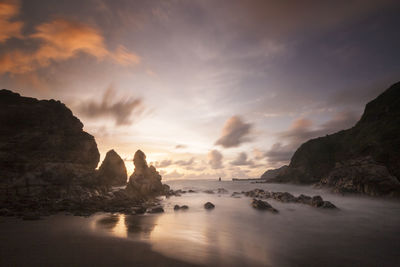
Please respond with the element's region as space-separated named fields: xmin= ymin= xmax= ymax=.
xmin=271 ymin=82 xmax=400 ymax=196
xmin=0 ymin=89 xmax=100 ymax=198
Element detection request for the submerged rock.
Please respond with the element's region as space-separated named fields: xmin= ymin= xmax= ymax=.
xmin=242 ymin=189 xmax=337 ymax=209
xmin=147 ymin=206 xmax=164 ymax=213
xmin=174 ymin=205 xmax=189 ymax=211
xmin=251 ymin=199 xmax=278 ymax=213
xmin=204 ymin=202 xmax=215 ymax=209
xmin=98 ymin=149 xmax=127 ymax=187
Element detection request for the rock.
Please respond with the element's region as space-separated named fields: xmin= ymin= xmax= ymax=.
xmin=297 ymin=194 xmax=312 ymax=205
xmin=217 ymin=188 xmax=228 ymax=194
xmin=321 ymin=201 xmax=337 ymax=209
xmin=311 ymin=196 xmax=324 ymax=207
xmin=125 ymin=150 xmax=164 ymax=199
xmin=271 ymin=82 xmax=400 ymax=197
xmin=243 ymin=189 xmax=337 ymax=210
xmin=147 ymin=206 xmax=164 ymax=213
xmin=174 ymin=204 xmax=189 ymax=211
xmin=319 ymin=157 xmax=400 ymax=196
xmin=0 ymin=89 xmax=100 ymax=198
xmin=251 ymin=199 xmax=278 ymax=213
xmin=204 ymin=202 xmax=215 ymax=209
xmin=0 ymin=208 xmax=14 ymax=216
xmin=261 ymin=165 xmax=289 ymax=180
xmin=98 ymin=149 xmax=127 ymax=187
xmin=271 ymin=192 xmax=297 ymax=203
xmin=203 ymin=190 xmax=214 ymax=194
xmin=188 ymin=190 xmax=196 ymax=193
xmin=22 ymin=212 xmax=41 ymax=220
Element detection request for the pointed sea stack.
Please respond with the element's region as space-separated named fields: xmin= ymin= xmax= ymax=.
xmin=98 ymin=149 xmax=127 ymax=187
xmin=125 ymin=150 xmax=169 ymax=198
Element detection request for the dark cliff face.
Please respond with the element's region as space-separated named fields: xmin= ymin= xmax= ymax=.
xmin=98 ymin=149 xmax=127 ymax=187
xmin=274 ymin=82 xmax=400 ymax=194
xmin=0 ymin=89 xmax=100 ymax=187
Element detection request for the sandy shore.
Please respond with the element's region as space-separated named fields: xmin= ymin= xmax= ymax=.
xmin=0 ymin=215 xmax=199 ymax=267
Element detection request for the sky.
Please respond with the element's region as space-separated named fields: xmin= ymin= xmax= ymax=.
xmin=1 ymin=0 xmax=400 ymax=180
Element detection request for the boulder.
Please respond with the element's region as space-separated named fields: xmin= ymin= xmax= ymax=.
xmin=251 ymin=199 xmax=278 ymax=213
xmin=204 ymin=202 xmax=215 ymax=209
xmin=98 ymin=149 xmax=127 ymax=187
xmin=125 ymin=150 xmax=164 ymax=198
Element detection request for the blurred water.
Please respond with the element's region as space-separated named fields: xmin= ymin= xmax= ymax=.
xmin=93 ymin=180 xmax=400 ymax=267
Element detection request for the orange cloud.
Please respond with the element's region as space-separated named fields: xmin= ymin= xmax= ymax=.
xmin=0 ymin=13 xmax=140 ymax=74
xmin=0 ymin=0 xmax=22 ymax=43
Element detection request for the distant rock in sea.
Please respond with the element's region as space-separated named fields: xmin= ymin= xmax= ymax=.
xmin=0 ymin=89 xmax=100 ymax=199
xmin=126 ymin=150 xmax=169 ymax=199
xmin=267 ymin=81 xmax=400 ymax=197
xmin=98 ymin=149 xmax=127 ymax=187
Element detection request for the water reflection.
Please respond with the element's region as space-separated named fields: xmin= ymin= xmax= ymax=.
xmin=91 ymin=181 xmax=400 ymax=267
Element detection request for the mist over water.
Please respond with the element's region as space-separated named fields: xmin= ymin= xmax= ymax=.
xmin=91 ymin=180 xmax=400 ymax=266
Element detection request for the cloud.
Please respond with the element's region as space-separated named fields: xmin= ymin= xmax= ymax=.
xmin=152 ymin=160 xmax=173 ymax=168
xmin=161 ymin=170 xmax=184 ymax=179
xmin=264 ymin=143 xmax=294 ymax=165
xmin=253 ymin=148 xmax=266 ymax=160
xmin=0 ymin=0 xmax=22 ymax=43
xmin=230 ymin=152 xmax=254 ymax=166
xmin=215 ymin=116 xmax=252 ymax=148
xmin=265 ymin=111 xmax=360 ymax=164
xmin=0 ymin=17 xmax=140 ymax=74
xmin=208 ymin=149 xmax=223 ymax=169
xmin=174 ymin=157 xmax=195 ymax=166
xmin=77 ymin=86 xmax=144 ymax=126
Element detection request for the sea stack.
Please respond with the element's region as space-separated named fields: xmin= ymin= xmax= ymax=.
xmin=125 ymin=150 xmax=168 ymax=198
xmin=98 ymin=149 xmax=128 ymax=187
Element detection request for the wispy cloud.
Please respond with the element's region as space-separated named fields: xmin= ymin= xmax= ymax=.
xmin=77 ymin=86 xmax=144 ymax=126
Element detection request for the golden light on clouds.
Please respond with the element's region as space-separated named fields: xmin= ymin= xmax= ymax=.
xmin=0 ymin=1 xmax=140 ymax=74
xmin=0 ymin=0 xmax=22 ymax=43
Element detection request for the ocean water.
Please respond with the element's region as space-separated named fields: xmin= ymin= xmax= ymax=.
xmin=91 ymin=180 xmax=400 ymax=267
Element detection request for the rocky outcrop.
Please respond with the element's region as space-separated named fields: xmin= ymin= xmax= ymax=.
xmin=0 ymin=89 xmax=100 ymax=199
xmin=243 ymin=189 xmax=337 ymax=209
xmin=270 ymin=82 xmax=400 ymax=196
xmin=261 ymin=165 xmax=288 ymax=180
xmin=125 ymin=150 xmax=168 ymax=199
xmin=251 ymin=199 xmax=278 ymax=213
xmin=98 ymin=150 xmax=127 ymax=187
xmin=317 ymin=157 xmax=400 ymax=196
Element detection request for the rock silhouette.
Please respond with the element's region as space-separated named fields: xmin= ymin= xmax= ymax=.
xmin=0 ymin=89 xmax=100 ymax=199
xmin=98 ymin=149 xmax=127 ymax=187
xmin=125 ymin=150 xmax=167 ymax=198
xmin=268 ymin=82 xmax=400 ymax=196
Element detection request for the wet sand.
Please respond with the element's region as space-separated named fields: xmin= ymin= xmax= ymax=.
xmin=0 ymin=215 xmax=199 ymax=267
